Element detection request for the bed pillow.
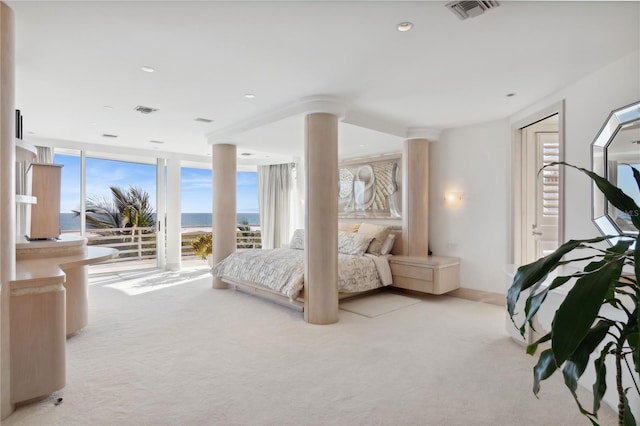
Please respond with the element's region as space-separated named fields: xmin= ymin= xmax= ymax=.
xmin=357 ymin=223 xmax=392 ymax=256
xmin=338 ymin=222 xmax=359 ymax=233
xmin=337 ymin=231 xmax=374 ymax=256
xmin=379 ymin=233 xmax=396 ymax=255
xmin=289 ymin=229 xmax=305 ymax=250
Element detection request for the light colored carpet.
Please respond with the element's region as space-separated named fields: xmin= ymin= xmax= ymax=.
xmin=340 ymin=292 xmax=421 ymax=317
xmin=93 ymin=266 xmax=213 ymax=296
xmin=5 ymin=265 xmax=619 ymax=426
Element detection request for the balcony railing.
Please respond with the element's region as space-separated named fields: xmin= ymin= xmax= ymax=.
xmin=77 ymin=225 xmax=261 ymax=263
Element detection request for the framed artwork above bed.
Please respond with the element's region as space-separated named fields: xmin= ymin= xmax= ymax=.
xmin=338 ymin=153 xmax=402 ymax=219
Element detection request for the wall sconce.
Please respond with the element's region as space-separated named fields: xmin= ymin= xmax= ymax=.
xmin=444 ymin=191 xmax=463 ymax=205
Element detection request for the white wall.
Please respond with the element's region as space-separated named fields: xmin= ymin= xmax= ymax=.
xmin=430 ymin=49 xmax=640 ymax=295
xmin=510 ymin=49 xmax=640 ymax=420
xmin=429 ymin=119 xmax=510 ymax=294
xmin=511 ymin=49 xmax=640 ymax=241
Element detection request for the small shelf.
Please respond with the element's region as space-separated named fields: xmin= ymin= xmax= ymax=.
xmin=15 ymin=194 xmax=36 ymax=204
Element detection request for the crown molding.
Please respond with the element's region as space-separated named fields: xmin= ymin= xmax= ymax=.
xmin=206 ymin=95 xmax=441 ymax=145
xmin=406 ymin=127 xmax=441 ymax=141
xmin=207 ymin=95 xmax=346 ymax=144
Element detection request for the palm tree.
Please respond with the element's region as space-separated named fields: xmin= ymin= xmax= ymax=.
xmin=73 ymin=186 xmax=155 ymax=231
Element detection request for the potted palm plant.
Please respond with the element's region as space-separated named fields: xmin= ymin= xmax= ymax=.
xmin=508 ymin=162 xmax=639 ymax=426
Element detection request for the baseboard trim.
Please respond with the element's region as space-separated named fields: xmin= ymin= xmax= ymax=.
xmin=387 ymin=286 xmax=505 ymax=307
xmin=447 ymin=288 xmax=505 ymax=307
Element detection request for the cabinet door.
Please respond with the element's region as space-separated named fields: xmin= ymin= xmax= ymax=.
xmin=29 ymin=163 xmax=63 ymax=239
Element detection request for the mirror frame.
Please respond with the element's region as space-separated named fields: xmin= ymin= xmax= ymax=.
xmin=591 ymin=100 xmax=640 ymax=245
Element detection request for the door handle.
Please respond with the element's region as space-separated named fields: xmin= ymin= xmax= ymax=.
xmin=532 ymin=231 xmax=542 ymax=236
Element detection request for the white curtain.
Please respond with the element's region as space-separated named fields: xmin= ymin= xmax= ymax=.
xmin=36 ymin=145 xmax=54 ymax=163
xmin=258 ymin=163 xmax=295 ymax=249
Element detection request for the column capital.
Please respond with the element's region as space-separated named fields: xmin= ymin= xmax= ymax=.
xmin=406 ymin=127 xmax=440 ymax=142
xmin=300 ymin=96 xmax=346 ymax=118
xmin=207 ymin=139 xmax=237 ymax=147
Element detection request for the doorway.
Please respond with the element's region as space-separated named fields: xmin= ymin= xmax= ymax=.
xmin=512 ymin=102 xmax=564 ymax=265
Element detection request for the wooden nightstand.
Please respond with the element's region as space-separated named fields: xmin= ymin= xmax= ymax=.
xmin=389 ymin=255 xmax=460 ymax=295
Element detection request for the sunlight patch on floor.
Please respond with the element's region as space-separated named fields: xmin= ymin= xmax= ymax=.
xmin=93 ymin=266 xmax=211 ymax=296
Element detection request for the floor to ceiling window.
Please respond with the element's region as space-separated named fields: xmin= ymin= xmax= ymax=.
xmin=180 ymin=167 xmax=260 ymax=227
xmin=181 ymin=166 xmax=212 ymax=229
xmin=84 ymin=155 xmax=157 ymax=229
xmin=237 ymin=171 xmax=260 ymax=225
xmin=54 ymin=148 xmax=261 ymax=262
xmin=54 ymin=150 xmax=81 ymax=233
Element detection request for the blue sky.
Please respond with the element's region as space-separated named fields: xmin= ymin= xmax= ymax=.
xmin=55 ymin=154 xmax=259 ymax=213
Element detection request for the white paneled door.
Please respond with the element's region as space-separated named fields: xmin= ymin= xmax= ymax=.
xmin=522 ymin=116 xmax=560 ymax=263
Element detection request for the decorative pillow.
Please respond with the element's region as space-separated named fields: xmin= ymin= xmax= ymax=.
xmin=337 ymin=231 xmax=373 ymax=256
xmin=357 ymin=223 xmax=392 ymax=255
xmin=289 ymin=229 xmax=305 ymax=250
xmin=338 ymin=222 xmax=360 ymax=233
xmin=380 ymin=233 xmax=396 ymax=255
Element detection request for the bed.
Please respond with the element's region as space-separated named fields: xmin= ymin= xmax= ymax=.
xmin=212 ymin=224 xmax=401 ymax=309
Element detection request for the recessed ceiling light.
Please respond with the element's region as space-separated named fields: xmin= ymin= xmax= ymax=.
xmin=359 ymin=144 xmax=365 ymax=147
xmin=241 ymin=152 xmax=252 ymax=156
xmin=103 ymin=106 xmax=113 ymax=110
xmin=141 ymin=66 xmax=155 ymax=73
xmin=149 ymin=140 xmax=165 ymax=144
xmin=506 ymin=92 xmax=516 ymax=97
xmin=102 ymin=133 xmax=118 ymax=138
xmin=397 ymin=22 xmax=413 ymax=32
xmin=90 ymin=122 xmax=97 ymax=126
xmin=194 ymin=117 xmax=214 ymax=123
xmin=244 ymin=93 xmax=256 ymax=99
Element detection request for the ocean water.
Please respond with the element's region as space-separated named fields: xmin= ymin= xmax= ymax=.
xmin=59 ymin=212 xmax=260 ymax=231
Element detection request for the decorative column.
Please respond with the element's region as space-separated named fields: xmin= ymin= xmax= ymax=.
xmin=212 ymin=143 xmax=236 ymax=289
xmin=402 ymin=138 xmax=430 ymax=256
xmin=0 ymin=2 xmax=14 ymax=419
xmin=304 ymin=113 xmax=338 ymax=325
xmin=165 ymin=158 xmax=181 ymax=271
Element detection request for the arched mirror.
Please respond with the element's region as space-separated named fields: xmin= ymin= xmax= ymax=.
xmin=591 ymin=100 xmax=640 ymax=244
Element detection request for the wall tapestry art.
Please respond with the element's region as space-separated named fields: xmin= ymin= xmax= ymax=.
xmin=338 ymin=155 xmax=402 ymax=219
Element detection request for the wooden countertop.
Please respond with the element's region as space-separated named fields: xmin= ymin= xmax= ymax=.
xmin=12 ymin=246 xmax=118 ymax=291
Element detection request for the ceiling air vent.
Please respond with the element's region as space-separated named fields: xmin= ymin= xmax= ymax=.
xmin=194 ymin=117 xmax=213 ymax=123
xmin=134 ymin=105 xmax=158 ymax=114
xmin=102 ymin=133 xmax=118 ymax=138
xmin=446 ymin=1 xmax=499 ymax=20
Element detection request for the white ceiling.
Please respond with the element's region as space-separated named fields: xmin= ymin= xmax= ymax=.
xmin=8 ymin=0 xmax=640 ymax=165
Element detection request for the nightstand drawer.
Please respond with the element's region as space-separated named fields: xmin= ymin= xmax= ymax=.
xmin=390 ymin=263 xmax=434 ymax=282
xmin=392 ymin=275 xmax=434 ymax=293
xmin=389 ymin=255 xmax=460 ymax=295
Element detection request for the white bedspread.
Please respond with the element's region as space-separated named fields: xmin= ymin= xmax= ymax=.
xmin=212 ymin=248 xmax=391 ymax=300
